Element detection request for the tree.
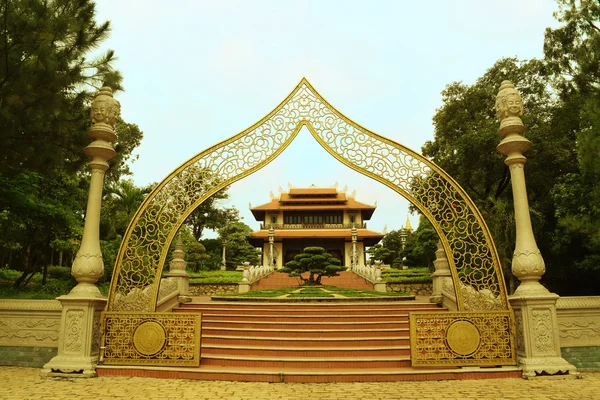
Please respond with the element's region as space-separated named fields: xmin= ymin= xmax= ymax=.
xmin=422 ymin=1 xmax=600 ymax=295
xmin=400 ymin=217 xmax=439 ymax=270
xmin=281 ymin=246 xmax=344 ymax=285
xmin=98 ymin=179 xmax=153 ymax=282
xmin=543 ymin=0 xmax=600 ymax=293
xmin=0 ymin=1 xmax=143 ymax=285
xmin=424 ymin=56 xmax=581 ymax=293
xmin=381 ymin=230 xmax=405 ymax=265
xmin=365 ymin=244 xmax=392 ymax=265
xmin=101 ymin=179 xmax=153 ymax=239
xmin=220 ymin=221 xmax=261 ymax=270
xmin=185 ymin=188 xmax=231 ymax=241
xmin=199 ymin=238 xmax=224 ymax=271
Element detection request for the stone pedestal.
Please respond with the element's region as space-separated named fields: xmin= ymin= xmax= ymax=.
xmin=41 ymin=295 xmax=106 ymax=377
xmin=510 ymin=293 xmax=577 ymax=377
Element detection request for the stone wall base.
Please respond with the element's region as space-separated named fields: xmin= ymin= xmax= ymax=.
xmin=561 ymin=347 xmax=600 ymax=371
xmin=188 ymin=283 xmax=238 ymax=296
xmin=387 ymin=283 xmax=432 ymax=296
xmin=0 ymin=346 xmax=57 ymax=368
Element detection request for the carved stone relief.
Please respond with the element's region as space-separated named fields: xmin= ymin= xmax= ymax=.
xmin=65 ymin=310 xmax=84 ymax=353
xmin=532 ymin=309 xmax=554 ymax=354
xmin=0 ymin=318 xmax=60 ymax=346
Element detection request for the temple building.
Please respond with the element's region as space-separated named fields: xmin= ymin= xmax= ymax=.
xmin=248 ymin=185 xmax=384 ymax=268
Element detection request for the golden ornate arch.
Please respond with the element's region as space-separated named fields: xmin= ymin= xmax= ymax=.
xmin=106 ymin=78 xmax=509 ymax=313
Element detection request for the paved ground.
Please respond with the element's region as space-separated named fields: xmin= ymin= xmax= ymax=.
xmin=1 ymin=367 xmax=599 ymax=400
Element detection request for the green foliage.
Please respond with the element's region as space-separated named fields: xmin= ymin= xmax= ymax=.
xmin=400 ymin=217 xmax=439 ymax=271
xmin=0 ymin=268 xmax=22 ymax=281
xmin=199 ymin=238 xmax=224 ymax=271
xmin=281 ymin=246 xmax=344 ymax=285
xmin=187 ymin=270 xmax=243 ymax=284
xmin=185 ymin=188 xmax=231 ymax=241
xmin=381 ymin=230 xmax=404 ymax=265
xmin=46 ymin=266 xmax=72 ymax=280
xmin=0 ymin=1 xmax=143 ymax=286
xmin=422 ymin=0 xmax=600 ymax=294
xmin=382 ymin=268 xmax=432 ymax=284
xmin=220 ymin=219 xmax=262 ymax=270
xmin=365 ymin=244 xmax=392 ymax=264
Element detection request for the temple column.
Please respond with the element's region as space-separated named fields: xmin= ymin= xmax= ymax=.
xmin=41 ymin=87 xmax=120 ymax=377
xmin=495 ymin=81 xmax=577 ymax=377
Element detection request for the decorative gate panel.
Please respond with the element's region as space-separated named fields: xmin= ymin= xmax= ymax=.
xmin=101 ymin=312 xmax=201 ymax=367
xmin=410 ymin=311 xmax=515 ymax=366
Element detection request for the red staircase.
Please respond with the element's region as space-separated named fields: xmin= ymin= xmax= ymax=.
xmin=251 ymin=270 xmax=372 ymax=290
xmin=97 ymin=300 xmax=521 ymax=382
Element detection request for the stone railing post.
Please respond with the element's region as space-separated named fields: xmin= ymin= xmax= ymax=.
xmin=373 ymin=260 xmax=386 ymax=292
xmin=495 ymin=81 xmax=577 ymax=377
xmin=165 ymin=232 xmax=191 ymax=302
xmin=239 ymin=262 xmax=251 ymax=293
xmin=42 ymin=87 xmax=120 ymax=378
xmin=430 ymin=241 xmax=453 ymax=306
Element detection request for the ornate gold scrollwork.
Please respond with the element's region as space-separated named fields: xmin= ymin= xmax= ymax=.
xmin=106 ymin=79 xmax=508 ymax=313
xmin=410 ymin=311 xmax=515 ymax=366
xmin=101 ymin=312 xmax=201 ymax=366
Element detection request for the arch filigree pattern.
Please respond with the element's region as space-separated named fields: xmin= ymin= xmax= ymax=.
xmin=107 ymin=79 xmax=509 ymax=312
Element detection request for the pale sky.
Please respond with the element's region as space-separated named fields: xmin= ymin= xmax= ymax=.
xmin=93 ymin=0 xmax=560 ymax=236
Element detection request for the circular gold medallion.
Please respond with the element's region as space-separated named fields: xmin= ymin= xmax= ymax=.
xmin=133 ymin=321 xmax=166 ymax=356
xmin=446 ymin=320 xmax=481 ymax=356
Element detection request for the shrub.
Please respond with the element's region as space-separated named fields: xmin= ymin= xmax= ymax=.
xmin=47 ymin=266 xmax=72 ymax=280
xmin=39 ymin=279 xmax=77 ymax=297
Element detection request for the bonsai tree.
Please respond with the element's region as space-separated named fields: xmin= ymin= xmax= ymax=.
xmin=281 ymin=246 xmax=344 ymax=285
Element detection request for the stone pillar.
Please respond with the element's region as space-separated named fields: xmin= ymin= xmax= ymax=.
xmin=41 ymin=87 xmax=120 ymax=378
xmin=221 ymin=237 xmax=227 ymax=271
xmin=268 ymin=227 xmax=275 ymax=268
xmin=430 ymin=241 xmax=452 ymax=305
xmin=165 ymin=232 xmax=190 ymax=297
xmin=351 ymin=225 xmax=358 ymax=269
xmin=495 ymin=81 xmax=577 ymax=377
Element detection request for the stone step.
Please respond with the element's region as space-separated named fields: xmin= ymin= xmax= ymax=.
xmin=180 ymin=302 xmax=438 ymax=310
xmin=201 ymin=344 xmax=411 ymax=358
xmin=201 ymin=334 xmax=411 ymax=347
xmin=196 ymin=313 xmax=411 ymax=322
xmin=202 ymin=326 xmax=409 ymax=338
xmin=200 ymin=354 xmax=412 ymax=369
xmin=176 ymin=306 xmax=439 ymax=316
xmin=202 ymin=319 xmax=409 ymax=330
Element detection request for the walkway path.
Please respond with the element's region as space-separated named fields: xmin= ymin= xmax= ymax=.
xmin=2 ymin=367 xmax=598 ymax=400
